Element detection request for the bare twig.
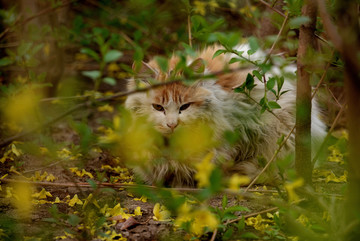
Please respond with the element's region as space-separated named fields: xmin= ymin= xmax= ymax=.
xmin=259 ymin=0 xmax=286 ymax=17
xmin=187 ymin=14 xmax=192 ymax=47
xmin=227 ymin=206 xmax=279 ymax=224
xmin=263 ymin=13 xmax=289 ymax=64
xmin=311 ymin=51 xmax=334 ymax=99
xmin=210 ymin=228 xmax=217 ymax=241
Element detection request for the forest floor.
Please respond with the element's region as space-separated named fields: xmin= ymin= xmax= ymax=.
xmin=0 ymin=110 xmax=347 ymax=241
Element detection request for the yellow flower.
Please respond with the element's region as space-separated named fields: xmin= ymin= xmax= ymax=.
xmin=245 ymin=214 xmax=272 ymax=232
xmin=190 ymin=209 xmax=219 ymax=236
xmin=32 ymin=188 xmax=52 ymax=199
xmin=68 ymin=194 xmax=83 ymax=207
xmin=2 ymin=88 xmax=43 ymax=131
xmin=327 ymin=145 xmax=344 ymax=165
xmin=134 ymin=195 xmax=148 ymax=202
xmin=11 ymin=144 xmax=22 ymax=157
xmin=284 ymin=178 xmax=304 ymax=202
xmin=97 ymin=104 xmax=114 ymax=113
xmin=107 ymin=62 xmax=120 ymax=72
xmin=175 ymin=203 xmax=218 ymax=236
xmin=194 ymin=152 xmax=215 ymax=188
xmin=296 ymin=214 xmax=309 ymax=226
xmin=228 ymin=174 xmax=250 ymax=191
xmin=325 ymin=171 xmax=347 ymax=183
xmin=134 ymin=206 xmax=142 ymax=216
xmin=153 ymin=203 xmax=171 ymax=221
xmin=9 ymin=180 xmax=33 ymax=218
xmin=194 ymin=1 xmax=207 ymax=15
xmin=43 ymin=43 xmax=51 ymax=57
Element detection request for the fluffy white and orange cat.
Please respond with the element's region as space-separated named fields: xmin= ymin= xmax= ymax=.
xmin=125 ymin=44 xmax=326 ymax=186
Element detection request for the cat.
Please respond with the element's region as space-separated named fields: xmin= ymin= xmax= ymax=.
xmin=124 ymin=44 xmax=326 ymax=187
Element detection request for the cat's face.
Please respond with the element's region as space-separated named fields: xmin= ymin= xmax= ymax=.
xmin=147 ymin=82 xmax=212 ymax=135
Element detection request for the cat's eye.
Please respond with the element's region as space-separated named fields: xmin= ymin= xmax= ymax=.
xmin=152 ymin=104 xmax=164 ymax=112
xmin=179 ymin=103 xmax=191 ymax=112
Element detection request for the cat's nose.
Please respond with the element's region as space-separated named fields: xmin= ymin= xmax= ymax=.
xmin=167 ymin=123 xmax=178 ymax=130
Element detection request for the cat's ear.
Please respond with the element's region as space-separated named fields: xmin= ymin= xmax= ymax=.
xmin=188 ymin=58 xmax=205 ymax=74
xmin=132 ymin=61 xmax=159 ymax=79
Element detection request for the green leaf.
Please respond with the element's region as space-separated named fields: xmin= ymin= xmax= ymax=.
xmin=18 ymin=42 xmax=32 ymax=56
xmin=277 ymin=76 xmax=285 ymax=93
xmin=236 ymin=216 xmax=245 ymax=230
xmin=81 ymin=48 xmax=100 ymax=62
xmin=87 ymin=179 xmax=97 ymax=189
xmin=289 ymin=16 xmax=311 ymax=29
xmin=252 ymin=70 xmax=262 ymax=81
xmin=280 ymin=90 xmax=291 ymax=96
xmin=224 ymin=206 xmax=250 ymax=214
xmin=267 ymin=77 xmax=276 ymax=90
xmin=245 ymin=73 xmax=256 ymax=91
xmin=221 ymin=213 xmax=238 ymax=221
xmin=82 ymin=70 xmax=101 ymax=80
xmin=0 ymin=57 xmax=13 ymax=66
xmin=241 ymin=232 xmax=259 ymax=239
xmin=103 ymin=77 xmax=116 ymax=86
xmin=155 ymin=56 xmax=169 ymax=73
xmin=223 ymin=228 xmax=234 ymax=240
xmin=229 ymin=57 xmax=241 ymax=64
xmin=248 ymin=36 xmax=259 ymax=52
xmin=213 ymin=49 xmax=226 ymax=59
xmin=68 ymin=214 xmax=81 ymax=226
xmin=268 ymin=101 xmax=281 ymax=109
xmin=227 ymin=32 xmax=241 ymax=48
xmin=104 ymin=50 xmax=123 ymax=63
xmin=222 ymin=195 xmax=228 ymax=210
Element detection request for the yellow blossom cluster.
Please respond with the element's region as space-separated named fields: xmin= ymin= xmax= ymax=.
xmin=194 ymin=152 xmax=215 ymax=187
xmin=69 ymin=167 xmax=94 ymax=179
xmin=101 ymin=165 xmax=133 ymax=182
xmin=29 ymin=171 xmax=56 ymax=182
xmin=313 ymin=169 xmax=348 ymax=183
xmin=327 ymin=145 xmax=345 ymax=165
xmin=284 ymin=178 xmax=304 ymax=202
xmin=193 ymin=0 xmax=219 ymax=15
xmin=57 ymin=148 xmax=83 ymax=161
xmin=174 ymin=202 xmax=219 ymax=236
xmin=245 ymin=213 xmax=275 ymax=232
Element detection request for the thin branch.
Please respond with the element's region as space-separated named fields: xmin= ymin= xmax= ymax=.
xmin=210 ymin=228 xmax=217 ymax=241
xmin=259 ymin=0 xmax=286 ymax=17
xmin=227 ymin=206 xmax=279 ymax=224
xmin=263 ymin=13 xmax=289 ymax=64
xmin=188 ymin=14 xmax=192 ymax=47
xmin=311 ymin=50 xmax=334 ymax=99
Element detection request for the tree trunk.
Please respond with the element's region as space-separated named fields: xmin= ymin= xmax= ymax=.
xmin=336 ymin=2 xmax=360 ymax=240
xmin=295 ymin=1 xmax=317 ymax=184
